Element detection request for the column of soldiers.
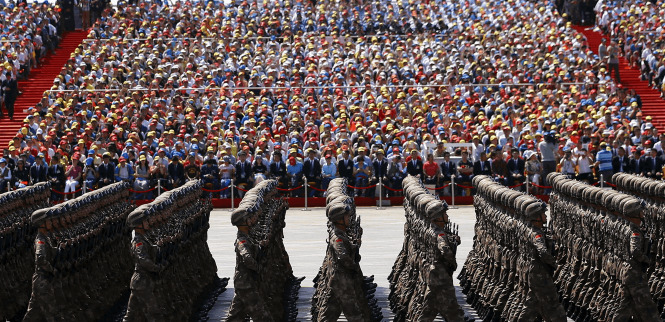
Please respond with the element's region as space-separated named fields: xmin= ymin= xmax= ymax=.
xmin=389 ymin=175 xmax=465 ymax=322
xmin=0 ymin=182 xmax=50 ymax=321
xmin=458 ymin=175 xmax=567 ymax=321
xmin=24 ymin=182 xmax=134 ymax=321
xmin=548 ymin=172 xmax=660 ymax=321
xmin=310 ymin=178 xmax=382 ymax=322
xmin=612 ymin=172 xmax=665 ymax=318
xmin=124 ymin=180 xmax=225 ymax=322
xmin=229 ymin=179 xmax=303 ymax=321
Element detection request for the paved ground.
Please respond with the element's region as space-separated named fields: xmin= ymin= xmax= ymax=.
xmin=206 ymin=205 xmax=480 ymax=321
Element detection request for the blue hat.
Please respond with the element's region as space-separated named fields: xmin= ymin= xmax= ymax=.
xmin=86 ymin=157 xmax=94 ymax=166
xmin=1 ymin=158 xmax=8 ymax=163
xmin=88 ymin=149 xmax=95 ymax=155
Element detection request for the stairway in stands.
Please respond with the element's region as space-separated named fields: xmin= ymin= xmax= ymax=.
xmin=0 ymin=30 xmax=88 ymax=149
xmin=574 ymin=26 xmax=664 ymax=131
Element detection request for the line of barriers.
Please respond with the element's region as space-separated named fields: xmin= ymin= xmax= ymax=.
xmin=9 ymin=174 xmax=620 ymax=210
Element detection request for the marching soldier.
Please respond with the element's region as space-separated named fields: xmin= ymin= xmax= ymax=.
xmin=227 ymin=209 xmax=274 ymax=322
xmin=23 ymin=209 xmax=57 ymax=322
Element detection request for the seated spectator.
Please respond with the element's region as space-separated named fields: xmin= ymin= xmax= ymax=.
xmin=219 ymin=157 xmax=234 ymax=198
xmin=387 ymin=154 xmax=406 ymax=197
xmin=30 ymin=153 xmax=48 ymax=184
xmin=439 ymin=152 xmax=456 ymax=196
xmin=303 ymin=148 xmax=321 ymax=197
xmin=235 ymin=151 xmax=253 ymax=197
xmin=134 ymin=155 xmax=152 ymax=199
xmin=506 ymin=148 xmax=525 ymax=190
xmin=286 ymin=156 xmax=304 ymax=197
xmin=353 ymin=157 xmax=372 ymax=197
xmin=184 ymin=153 xmax=201 ymax=181
xmin=321 ymin=153 xmax=336 ymax=193
xmin=200 ymin=158 xmax=221 ymax=196
xmin=13 ymin=159 xmax=29 ymax=189
xmin=114 ymin=157 xmax=134 ymax=183
xmin=337 ymin=149 xmax=355 ymax=188
xmin=64 ymin=155 xmax=82 ymax=200
xmin=252 ymin=151 xmax=269 ymax=185
xmin=48 ymin=154 xmax=65 ymax=200
xmin=457 ymin=151 xmax=474 ymax=196
xmin=474 ymin=152 xmax=492 ymax=177
xmin=82 ymin=157 xmax=97 ymax=190
xmin=97 ymin=153 xmax=115 ymax=188
xmin=371 ymin=149 xmax=388 ymax=198
xmin=167 ymin=154 xmax=185 ymax=189
xmin=423 ymin=153 xmax=441 ymax=187
xmin=269 ymin=151 xmax=288 ymax=189
xmin=406 ymin=150 xmax=423 ymax=180
xmin=524 ymin=151 xmax=543 ymax=195
xmin=645 ymin=148 xmax=664 ymax=179
xmin=490 ymin=152 xmax=509 ymax=186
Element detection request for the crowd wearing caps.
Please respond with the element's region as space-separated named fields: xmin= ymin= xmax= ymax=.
xmin=595 ymin=0 xmax=665 ymax=96
xmin=0 ymin=2 xmax=60 ymax=120
xmin=0 ymin=0 xmax=663 ymax=200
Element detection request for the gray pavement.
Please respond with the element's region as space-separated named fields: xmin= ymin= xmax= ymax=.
xmin=207 ymin=205 xmax=480 ymax=321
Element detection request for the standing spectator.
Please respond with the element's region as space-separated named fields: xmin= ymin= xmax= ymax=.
xmin=538 ymin=132 xmax=557 ymax=191
xmin=506 ymin=148 xmax=525 ymax=189
xmin=235 ymin=151 xmax=253 ymax=196
xmin=2 ymin=72 xmax=18 ymax=120
xmin=607 ymin=41 xmax=621 ymax=83
xmin=321 ymin=153 xmax=336 ymax=192
xmin=64 ymin=156 xmax=82 ymax=200
xmin=525 ymin=151 xmax=543 ymax=195
xmin=577 ymin=149 xmax=594 ymax=183
xmin=559 ymin=150 xmax=577 ymax=178
xmin=406 ymin=150 xmax=424 ymax=180
xmin=303 ymin=149 xmax=321 ymax=197
xmin=30 ymin=153 xmax=48 ymax=184
xmin=353 ymin=157 xmax=372 ymax=197
xmin=595 ymin=142 xmax=614 ymax=183
xmin=80 ymin=0 xmax=91 ymax=30
xmin=167 ymin=155 xmax=185 ymax=189
xmin=372 ymin=149 xmax=388 ymax=197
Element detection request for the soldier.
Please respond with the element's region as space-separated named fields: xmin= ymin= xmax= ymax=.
xmin=420 ymin=201 xmax=465 ymax=322
xmin=317 ymin=202 xmax=370 ymax=322
xmin=227 ymin=209 xmax=274 ymax=322
xmin=123 ymin=209 xmax=166 ymax=322
xmin=23 ymin=209 xmax=57 ymax=322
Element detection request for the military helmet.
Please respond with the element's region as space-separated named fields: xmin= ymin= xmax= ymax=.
xmin=327 ymin=202 xmax=350 ymax=222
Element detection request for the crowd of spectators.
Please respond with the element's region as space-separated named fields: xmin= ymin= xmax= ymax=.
xmin=0 ymin=0 xmax=663 ymax=201
xmin=0 ymin=2 xmax=60 ymax=120
xmin=595 ymin=0 xmax=665 ymax=96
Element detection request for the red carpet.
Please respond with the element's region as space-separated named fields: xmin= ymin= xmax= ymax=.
xmin=575 ymin=26 xmax=664 ymax=131
xmin=0 ymin=30 xmax=89 ymax=149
